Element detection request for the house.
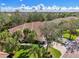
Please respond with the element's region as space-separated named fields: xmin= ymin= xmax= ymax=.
xmin=8 ymin=21 xmax=45 ymax=41
xmin=0 ymin=52 xmax=9 ymax=58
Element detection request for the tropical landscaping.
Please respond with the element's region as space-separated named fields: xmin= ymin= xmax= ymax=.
xmin=0 ymin=12 xmax=79 ymax=58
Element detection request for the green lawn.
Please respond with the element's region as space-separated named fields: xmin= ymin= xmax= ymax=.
xmin=13 ymin=44 xmax=61 ymax=58
xmin=48 ymin=47 xmax=61 ymax=58
xmin=63 ymin=29 xmax=79 ymax=40
xmin=63 ymin=33 xmax=77 ymax=40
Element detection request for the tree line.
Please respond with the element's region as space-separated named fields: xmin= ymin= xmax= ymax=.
xmin=0 ymin=12 xmax=78 ymax=31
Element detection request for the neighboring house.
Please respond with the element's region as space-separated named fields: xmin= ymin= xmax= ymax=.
xmin=8 ymin=17 xmax=79 ymax=41
xmin=8 ymin=21 xmax=45 ymax=41
xmin=0 ymin=52 xmax=9 ymax=58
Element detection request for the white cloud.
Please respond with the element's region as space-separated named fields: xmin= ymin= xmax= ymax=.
xmin=1 ymin=3 xmax=6 ymax=6
xmin=33 ymin=4 xmax=46 ymax=10
xmin=21 ymin=4 xmax=26 ymax=7
xmin=19 ymin=0 xmax=23 ymax=2
xmin=1 ymin=4 xmax=79 ymax=12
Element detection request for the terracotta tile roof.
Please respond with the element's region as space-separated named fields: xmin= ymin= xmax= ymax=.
xmin=8 ymin=22 xmax=44 ymax=40
xmin=0 ymin=52 xmax=9 ymax=58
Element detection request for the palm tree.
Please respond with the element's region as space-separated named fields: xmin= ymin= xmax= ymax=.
xmin=0 ymin=30 xmax=20 ymax=53
xmin=23 ymin=29 xmax=37 ymax=43
xmin=13 ymin=44 xmax=53 ymax=58
xmin=12 ymin=30 xmax=23 ymax=42
xmin=41 ymin=21 xmax=59 ymax=50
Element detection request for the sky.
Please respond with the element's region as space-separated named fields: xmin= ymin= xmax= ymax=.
xmin=0 ymin=0 xmax=79 ymax=7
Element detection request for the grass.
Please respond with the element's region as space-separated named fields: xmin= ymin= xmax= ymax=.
xmin=63 ymin=33 xmax=77 ymax=40
xmin=48 ymin=47 xmax=61 ymax=58
xmin=13 ymin=44 xmax=61 ymax=58
xmin=63 ymin=29 xmax=79 ymax=41
xmin=63 ymin=33 xmax=70 ymax=38
xmin=76 ymin=29 xmax=79 ymax=32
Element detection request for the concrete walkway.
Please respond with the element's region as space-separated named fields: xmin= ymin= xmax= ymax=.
xmin=63 ymin=50 xmax=79 ymax=58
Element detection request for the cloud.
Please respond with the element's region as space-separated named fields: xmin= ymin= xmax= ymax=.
xmin=21 ymin=4 xmax=26 ymax=7
xmin=1 ymin=3 xmax=79 ymax=12
xmin=1 ymin=3 xmax=6 ymax=6
xmin=19 ymin=0 xmax=23 ymax=2
xmin=31 ymin=4 xmax=46 ymax=10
